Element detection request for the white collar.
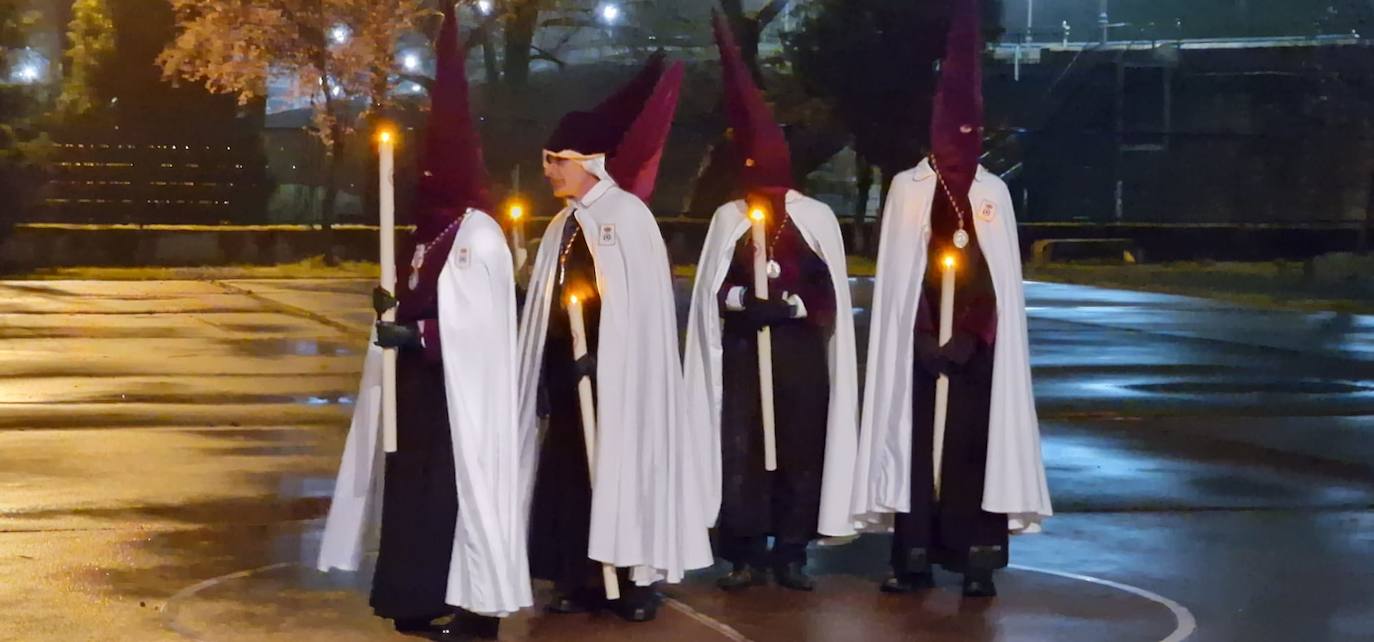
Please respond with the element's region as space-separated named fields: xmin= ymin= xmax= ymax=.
xmin=572 ymin=179 xmax=614 ymax=209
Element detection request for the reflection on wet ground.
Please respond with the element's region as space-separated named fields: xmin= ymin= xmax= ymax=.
xmin=0 ymin=393 xmax=355 ymax=406
xmin=220 ymin=338 xmax=358 ymax=358
xmin=0 ymin=278 xmax=1372 ymax=641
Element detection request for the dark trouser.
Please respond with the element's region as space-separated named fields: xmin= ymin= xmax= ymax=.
xmin=371 ymin=351 xmax=458 ymax=620
xmin=891 ymin=341 xmax=1009 ymax=576
xmin=716 ymin=318 xmax=830 ymax=568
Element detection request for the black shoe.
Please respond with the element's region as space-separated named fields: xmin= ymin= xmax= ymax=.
xmin=614 ymin=598 xmax=659 ymax=623
xmin=545 ymin=588 xmax=604 ymax=614
xmin=962 ymin=572 xmax=997 ymax=598
xmin=880 ymin=571 xmax=935 ymax=594
xmin=716 ymin=565 xmax=767 ymax=592
xmin=774 ymin=562 xmax=815 ymax=592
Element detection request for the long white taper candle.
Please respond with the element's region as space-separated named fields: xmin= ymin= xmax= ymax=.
xmin=749 ymin=207 xmax=778 ymax=472
xmin=379 ymin=130 xmax=398 ymax=454
xmin=567 ymin=293 xmax=621 ymax=601
xmin=932 ymin=253 xmax=956 ymax=497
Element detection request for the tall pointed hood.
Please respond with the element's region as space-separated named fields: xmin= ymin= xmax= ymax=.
xmin=713 ymin=12 xmax=792 ymax=193
xmin=929 ymin=0 xmax=984 ymax=202
xmin=605 ymin=56 xmax=684 ymax=202
xmin=544 ymin=53 xmax=685 ymax=202
xmin=413 ymin=3 xmax=490 ymax=241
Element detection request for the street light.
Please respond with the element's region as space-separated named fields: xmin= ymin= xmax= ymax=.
xmin=330 ymin=24 xmax=351 ymax=45
xmin=15 ymin=64 xmax=40 ymax=83
xmin=598 ymin=3 xmax=620 ymax=25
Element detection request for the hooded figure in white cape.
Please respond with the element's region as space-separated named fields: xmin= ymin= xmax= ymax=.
xmin=682 ymin=14 xmax=858 ymax=594
xmin=517 ymin=54 xmax=714 ymax=623
xmin=851 ymin=0 xmax=1051 ymax=599
xmin=316 ymin=7 xmax=531 ymax=638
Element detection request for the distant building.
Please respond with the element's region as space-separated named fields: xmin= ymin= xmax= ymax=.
xmin=983 ymin=32 xmax=1374 ymax=233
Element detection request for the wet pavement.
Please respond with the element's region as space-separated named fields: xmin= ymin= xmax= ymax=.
xmin=0 ymin=278 xmax=1371 ymax=641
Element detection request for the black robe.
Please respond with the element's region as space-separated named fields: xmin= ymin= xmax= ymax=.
xmin=890 ymin=194 xmax=1009 ymax=575
xmin=370 ymin=228 xmax=461 ymax=620
xmin=528 ymin=215 xmax=601 ymax=589
xmin=714 ymin=217 xmax=836 ymax=567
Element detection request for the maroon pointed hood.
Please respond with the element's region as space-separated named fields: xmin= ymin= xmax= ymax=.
xmin=929 ymin=0 xmax=984 ymax=202
xmin=594 ymin=51 xmax=667 ymax=135
xmin=605 ymin=58 xmax=684 ymax=202
xmin=545 ymin=52 xmax=684 ymax=202
xmin=413 ymin=3 xmax=490 ymax=242
xmin=713 ymin=12 xmax=792 ymax=194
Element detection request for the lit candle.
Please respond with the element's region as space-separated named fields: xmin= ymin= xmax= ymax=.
xmin=379 ymin=129 xmax=398 ymax=454
xmin=932 ymin=253 xmax=956 ymax=497
xmin=749 ymin=207 xmax=778 ymax=472
xmin=509 ymin=201 xmax=528 ymax=271
xmin=566 ymin=292 xmax=621 ymax=601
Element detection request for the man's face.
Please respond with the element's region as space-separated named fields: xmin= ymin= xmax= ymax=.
xmin=542 ymin=152 xmax=598 ymax=200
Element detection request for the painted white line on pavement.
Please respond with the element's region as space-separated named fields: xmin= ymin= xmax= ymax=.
xmin=663 ymin=597 xmax=755 ymax=642
xmin=163 ymin=562 xmax=756 ymax=642
xmin=1011 ymin=564 xmax=1198 ymax=642
xmin=162 ymin=562 xmax=294 ymax=641
xmin=162 ymin=561 xmax=1191 ymax=642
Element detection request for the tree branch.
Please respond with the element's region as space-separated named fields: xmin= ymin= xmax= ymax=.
xmin=396 ymin=72 xmax=433 ymax=92
xmin=529 ymin=45 xmax=566 ymax=69
xmin=757 ymin=0 xmax=791 ymax=29
xmin=461 ymin=9 xmax=504 ymax=51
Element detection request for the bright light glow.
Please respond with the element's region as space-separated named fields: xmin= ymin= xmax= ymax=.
xmin=599 ymin=3 xmax=620 ymax=24
xmin=568 ymin=294 xmax=580 ymax=305
xmin=509 ymin=203 xmax=525 ymax=220
xmin=402 ymin=52 xmax=421 ymax=71
xmin=15 ymin=64 xmax=39 ymax=83
xmin=407 ymin=82 xmax=422 ymax=93
xmin=330 ymin=25 xmax=351 ymax=45
xmin=379 ymin=130 xmax=394 ymax=144
xmin=942 ymin=254 xmax=957 ymax=269
xmin=476 ymin=0 xmax=493 ymax=15
xmin=330 ymin=85 xmax=343 ymax=97
xmin=749 ymin=207 xmax=766 ymax=222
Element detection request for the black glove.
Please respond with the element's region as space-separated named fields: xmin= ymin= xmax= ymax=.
xmin=374 ymin=321 xmax=421 ymax=349
xmin=372 ymin=286 xmax=397 ymax=318
xmin=914 ymin=333 xmax=949 ymax=376
xmin=941 ymin=332 xmax=979 ymax=369
xmin=574 ymin=353 xmax=597 ymax=380
xmin=741 ymin=293 xmax=796 ymax=328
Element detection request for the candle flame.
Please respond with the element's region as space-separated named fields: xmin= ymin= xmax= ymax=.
xmin=378 ymin=129 xmax=394 ymax=144
xmin=749 ymin=207 xmax=766 ymax=222
xmin=568 ymin=294 xmax=579 ymax=305
xmin=509 ymin=203 xmax=525 ymax=221
xmin=942 ymin=253 xmax=957 ymax=269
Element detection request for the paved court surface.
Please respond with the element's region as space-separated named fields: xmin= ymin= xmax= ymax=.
xmin=1 ymin=278 xmax=1371 ymax=641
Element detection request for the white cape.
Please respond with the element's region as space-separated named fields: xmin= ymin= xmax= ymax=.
xmin=516 ymin=179 xmax=714 ymax=586
xmin=317 ymin=210 xmax=533 ymax=616
xmin=683 ymin=191 xmax=860 ymax=537
xmin=852 ymin=161 xmax=1052 ymax=532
